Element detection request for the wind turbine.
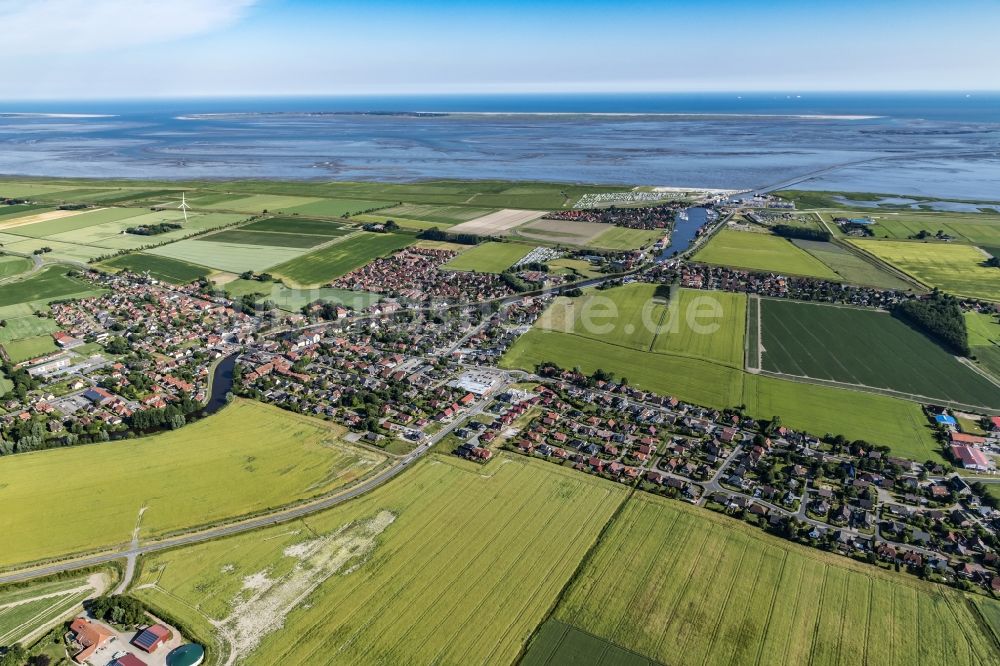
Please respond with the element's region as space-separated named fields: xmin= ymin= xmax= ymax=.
xmin=178 ymin=192 xmax=190 ymax=223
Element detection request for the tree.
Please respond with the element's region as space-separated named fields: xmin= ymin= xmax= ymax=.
xmin=89 ymin=595 xmax=146 ymax=626
xmin=0 ymin=644 xmax=27 ymax=666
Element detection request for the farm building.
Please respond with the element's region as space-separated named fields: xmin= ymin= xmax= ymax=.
xmin=951 ymin=432 xmax=987 ymax=446
xmin=68 ymin=617 xmax=114 ymax=663
xmin=950 ymin=444 xmax=990 ymax=471
xmin=166 ymin=644 xmax=206 ymax=666
xmin=132 ymin=624 xmax=172 ymax=652
xmin=109 ymin=655 xmax=148 ymax=666
xmin=934 ymin=414 xmax=957 ymax=426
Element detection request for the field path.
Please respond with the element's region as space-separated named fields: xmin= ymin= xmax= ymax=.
xmin=115 ymin=506 xmax=147 ymax=594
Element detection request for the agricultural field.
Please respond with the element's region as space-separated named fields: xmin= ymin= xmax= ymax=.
xmin=503 ymin=289 xmax=940 ymax=459
xmin=649 ymin=289 xmax=746 ymax=367
xmin=0 ymin=204 xmax=52 ymax=221
xmin=590 ymin=226 xmax=664 ymax=250
xmin=554 ymin=493 xmax=1000 ymax=666
xmin=221 ymin=279 xmax=380 ymax=311
xmin=0 ymin=400 xmax=388 ymax=569
xmin=3 ymin=207 xmax=146 ymax=238
xmin=100 ymin=253 xmax=211 ymax=284
xmin=198 ymin=194 xmax=322 ymax=214
xmin=145 ymin=238 xmax=305 ymax=274
xmin=693 ymin=229 xmax=840 ymax=279
xmin=133 ymin=454 xmax=627 ymax=665
xmin=742 ymin=374 xmax=940 ymax=462
xmin=0 ymin=204 xmax=246 ymax=262
xmin=536 ymin=284 xmax=746 ymax=368
xmin=0 ymin=255 xmax=32 ymax=278
xmin=511 ymin=218 xmax=610 ymax=246
xmin=0 ymin=178 xmax=620 ymax=211
xmin=280 ymin=198 xmax=395 ymax=218
xmin=237 ymin=216 xmax=352 ymax=236
xmin=759 ymin=299 xmax=1000 ymax=409
xmin=501 ymin=327 xmax=747 ymax=409
xmin=790 ymin=240 xmax=914 ymax=290
xmin=377 ymin=203 xmax=497 ymax=225
xmin=0 ymin=572 xmax=109 ymax=647
xmin=0 ymin=266 xmax=103 ymax=309
xmin=446 ymin=208 xmax=547 ymax=235
xmin=522 ymin=619 xmax=658 ymax=666
xmin=850 ymin=239 xmax=1000 ymax=301
xmin=0 ymin=182 xmax=81 ymax=198
xmin=270 ymin=231 xmax=414 ymax=286
xmin=2 ymin=334 xmax=58 ymax=363
xmin=823 ymin=210 xmax=1000 ymax=245
xmin=196 ymin=229 xmax=329 ymax=249
xmin=966 ymin=312 xmax=1000 ymax=379
xmin=548 ymin=257 xmax=604 ymax=279
xmin=0 ymin=316 xmax=59 ymax=345
xmin=442 ymin=241 xmax=534 ymax=273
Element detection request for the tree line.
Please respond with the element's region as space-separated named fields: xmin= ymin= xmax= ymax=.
xmin=892 ymin=291 xmax=970 ymax=356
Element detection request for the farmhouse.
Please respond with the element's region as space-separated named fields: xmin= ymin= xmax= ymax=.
xmin=68 ymin=617 xmax=114 ymax=663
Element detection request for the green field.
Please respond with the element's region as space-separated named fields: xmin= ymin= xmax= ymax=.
xmin=0 ymin=574 xmax=105 ymax=646
xmin=5 ymin=207 xmax=148 ymax=238
xmin=0 ymin=204 xmax=52 ymax=220
xmin=146 ymin=238 xmax=305 ymax=273
xmin=742 ymin=374 xmax=940 ymax=462
xmin=200 ymin=194 xmax=321 ymax=213
xmin=589 ymin=226 xmax=664 ymax=250
xmin=553 ymin=493 xmax=1000 ymax=666
xmin=537 ymin=284 xmax=746 ymax=368
xmin=196 ymin=229 xmax=329 ymax=248
xmin=0 ymin=266 xmax=103 ymax=309
xmin=850 ymin=239 xmax=1000 ymax=301
xmin=760 ymin=299 xmax=1000 ymax=408
xmin=823 ymin=210 xmax=1000 ymax=245
xmin=522 ymin=619 xmax=659 ymax=666
xmin=966 ymin=312 xmax=1000 ymax=379
xmin=133 ymin=454 xmax=627 ymax=665
xmin=503 ymin=287 xmax=940 ymax=459
xmin=0 ymin=315 xmax=59 ymax=344
xmin=270 ymin=231 xmax=414 ymax=286
xmin=790 ymin=240 xmax=914 ymax=290
xmin=282 ymin=198 xmax=395 ymax=218
xmin=378 ymin=203 xmax=495 ymax=225
xmin=238 ymin=217 xmax=352 ymax=236
xmin=222 ymin=279 xmax=381 ymax=311
xmin=503 ymin=327 xmax=746 ymax=410
xmin=0 ymin=255 xmax=32 ymax=278
xmin=2 ymin=334 xmax=58 ymax=363
xmin=101 ymin=253 xmax=212 ymax=284
xmin=442 ymin=241 xmax=534 ymax=273
xmin=0 ymin=178 xmax=622 ymax=210
xmin=694 ymin=229 xmax=840 ymax=279
xmin=0 ymin=400 xmax=387 ymax=569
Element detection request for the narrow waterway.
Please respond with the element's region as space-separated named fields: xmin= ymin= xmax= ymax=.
xmin=201 ymin=352 xmax=239 ymax=416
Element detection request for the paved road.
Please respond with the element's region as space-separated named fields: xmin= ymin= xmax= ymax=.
xmin=0 ymin=385 xmax=506 ymax=587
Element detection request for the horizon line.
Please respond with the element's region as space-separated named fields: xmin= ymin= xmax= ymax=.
xmin=3 ymin=89 xmax=1000 ymax=103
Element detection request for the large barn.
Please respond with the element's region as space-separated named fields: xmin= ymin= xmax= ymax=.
xmin=132 ymin=624 xmax=172 ymax=653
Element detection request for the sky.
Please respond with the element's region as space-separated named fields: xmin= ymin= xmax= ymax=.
xmin=3 ymin=0 xmax=998 ymax=99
